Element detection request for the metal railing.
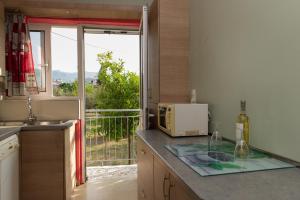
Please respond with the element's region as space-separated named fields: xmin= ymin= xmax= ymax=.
xmin=85 ymin=109 xmax=141 ymax=166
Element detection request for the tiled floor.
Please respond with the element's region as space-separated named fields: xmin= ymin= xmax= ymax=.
xmin=71 ymin=165 xmax=137 ymax=200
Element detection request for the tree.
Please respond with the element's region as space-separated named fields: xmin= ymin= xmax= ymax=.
xmin=96 ymin=51 xmax=139 ymax=109
xmin=88 ymin=51 xmax=140 ymax=140
xmin=53 ymin=80 xmax=78 ymax=96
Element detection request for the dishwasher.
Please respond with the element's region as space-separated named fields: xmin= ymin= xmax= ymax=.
xmin=0 ymin=134 xmax=19 ymax=200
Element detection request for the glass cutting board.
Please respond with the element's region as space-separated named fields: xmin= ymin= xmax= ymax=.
xmin=165 ymin=141 xmax=294 ymax=176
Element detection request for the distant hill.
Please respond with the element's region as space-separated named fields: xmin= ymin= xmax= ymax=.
xmin=35 ymin=68 xmax=98 ymax=83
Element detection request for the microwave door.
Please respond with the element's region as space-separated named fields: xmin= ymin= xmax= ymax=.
xmin=159 ymin=107 xmax=167 ymax=129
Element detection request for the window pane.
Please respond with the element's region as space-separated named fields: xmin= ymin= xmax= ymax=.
xmin=30 ymin=31 xmax=46 ymax=92
xmin=51 ymin=27 xmax=78 ymax=96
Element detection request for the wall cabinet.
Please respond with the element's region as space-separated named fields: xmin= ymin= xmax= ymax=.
xmin=148 ymin=0 xmax=190 ymax=121
xmin=20 ymin=127 xmax=76 ymax=200
xmin=0 ymin=1 xmax=5 ymax=75
xmin=137 ymin=138 xmax=199 ymax=200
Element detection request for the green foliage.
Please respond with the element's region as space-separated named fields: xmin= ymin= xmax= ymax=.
xmin=53 ymin=51 xmax=140 ymax=141
xmin=96 ymin=51 xmax=140 ymax=109
xmin=53 ymin=80 xmax=78 ymax=96
xmin=88 ymin=51 xmax=140 ymax=139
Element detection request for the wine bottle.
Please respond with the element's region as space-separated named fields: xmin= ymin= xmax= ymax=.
xmin=236 ymin=100 xmax=250 ymax=145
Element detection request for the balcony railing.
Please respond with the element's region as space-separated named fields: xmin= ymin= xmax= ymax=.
xmin=85 ymin=109 xmax=141 ymax=166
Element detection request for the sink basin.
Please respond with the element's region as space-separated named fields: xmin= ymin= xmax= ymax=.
xmin=24 ymin=120 xmax=66 ymax=126
xmin=0 ymin=120 xmax=68 ymax=127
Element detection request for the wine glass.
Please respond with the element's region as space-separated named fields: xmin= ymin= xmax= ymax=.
xmin=234 ymin=139 xmax=249 ymax=160
xmin=210 ymin=122 xmax=223 ymax=152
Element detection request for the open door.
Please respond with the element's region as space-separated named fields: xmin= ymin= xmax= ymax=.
xmin=140 ymin=6 xmax=149 ymax=130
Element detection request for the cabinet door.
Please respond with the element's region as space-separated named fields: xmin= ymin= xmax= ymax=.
xmin=137 ymin=138 xmax=154 ymax=200
xmin=21 ymin=131 xmax=64 ymax=200
xmin=159 ymin=0 xmax=190 ymax=103
xmin=169 ymin=174 xmax=200 ymax=200
xmin=154 ymin=157 xmax=171 ymax=200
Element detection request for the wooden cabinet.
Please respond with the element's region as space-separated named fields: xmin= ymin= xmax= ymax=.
xmin=0 ymin=1 xmax=5 ymax=75
xmin=154 ymin=157 xmax=171 ymax=200
xmin=137 ymin=138 xmax=154 ymax=200
xmin=169 ymin=175 xmax=200 ymax=200
xmin=148 ymin=0 xmax=190 ymax=120
xmin=20 ymin=127 xmax=76 ymax=200
xmin=137 ymin=138 xmax=200 ymax=200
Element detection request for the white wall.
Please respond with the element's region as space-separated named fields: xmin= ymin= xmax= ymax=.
xmin=190 ymin=0 xmax=300 ymax=162
xmin=0 ymin=99 xmax=80 ymax=121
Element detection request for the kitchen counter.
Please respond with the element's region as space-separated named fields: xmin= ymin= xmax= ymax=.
xmin=0 ymin=126 xmax=21 ymax=141
xmin=21 ymin=120 xmax=75 ymax=131
xmin=0 ymin=120 xmax=75 ymax=141
xmin=137 ymin=129 xmax=300 ymax=200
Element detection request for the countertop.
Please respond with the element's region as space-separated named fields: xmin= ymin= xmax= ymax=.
xmin=21 ymin=120 xmax=75 ymax=131
xmin=137 ymin=129 xmax=300 ymax=200
xmin=0 ymin=127 xmax=22 ymax=141
xmin=0 ymin=120 xmax=75 ymax=141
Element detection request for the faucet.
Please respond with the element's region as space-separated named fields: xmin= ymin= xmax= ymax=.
xmin=27 ymin=96 xmax=37 ymax=124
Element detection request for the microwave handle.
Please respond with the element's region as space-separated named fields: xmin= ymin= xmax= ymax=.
xmin=165 ymin=108 xmax=171 ymax=131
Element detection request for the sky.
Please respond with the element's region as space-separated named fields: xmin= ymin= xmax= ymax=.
xmin=31 ymin=27 xmax=140 ymax=75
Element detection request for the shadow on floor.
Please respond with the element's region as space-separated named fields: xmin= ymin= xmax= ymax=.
xmin=71 ymin=165 xmax=137 ymax=200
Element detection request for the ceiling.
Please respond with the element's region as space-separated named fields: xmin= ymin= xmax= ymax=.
xmin=3 ymin=0 xmax=152 ymax=19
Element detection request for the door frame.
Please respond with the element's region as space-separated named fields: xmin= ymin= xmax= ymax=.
xmin=78 ymin=24 xmax=143 ymax=179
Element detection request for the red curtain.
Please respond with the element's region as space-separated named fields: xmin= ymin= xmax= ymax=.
xmin=5 ymin=13 xmax=38 ymax=96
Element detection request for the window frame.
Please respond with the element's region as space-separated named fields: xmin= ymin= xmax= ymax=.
xmin=29 ymin=30 xmax=46 ymax=92
xmin=28 ymin=24 xmax=52 ymax=97
xmin=27 ymin=24 xmax=80 ymax=100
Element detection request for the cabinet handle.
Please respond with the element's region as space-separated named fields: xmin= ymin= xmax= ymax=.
xmin=141 ymin=149 xmax=146 ymax=155
xmin=141 ymin=190 xmax=146 ymax=198
xmin=163 ymin=176 xmax=169 ymax=199
xmin=168 ymin=182 xmax=175 ymax=200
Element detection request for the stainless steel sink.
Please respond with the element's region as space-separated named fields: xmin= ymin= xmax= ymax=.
xmin=24 ymin=120 xmax=66 ymax=126
xmin=0 ymin=120 xmax=67 ymax=127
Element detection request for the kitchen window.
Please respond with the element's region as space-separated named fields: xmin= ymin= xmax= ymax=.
xmin=30 ymin=30 xmax=46 ymax=92
xmin=29 ymin=25 xmax=78 ymax=97
xmin=51 ymin=27 xmax=78 ymax=97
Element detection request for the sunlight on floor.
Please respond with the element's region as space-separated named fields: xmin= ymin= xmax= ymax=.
xmin=71 ymin=165 xmax=137 ymax=200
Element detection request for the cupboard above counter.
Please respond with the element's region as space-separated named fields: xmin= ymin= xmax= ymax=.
xmin=147 ymin=0 xmax=190 ymax=123
xmin=137 ymin=129 xmax=300 ymax=200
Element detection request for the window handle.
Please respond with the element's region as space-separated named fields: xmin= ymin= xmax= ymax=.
xmin=40 ymin=64 xmax=48 ymax=67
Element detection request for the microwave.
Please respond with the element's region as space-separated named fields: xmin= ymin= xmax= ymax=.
xmin=158 ymin=103 xmax=208 ymax=137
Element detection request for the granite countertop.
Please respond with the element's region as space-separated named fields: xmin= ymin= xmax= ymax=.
xmin=137 ymin=129 xmax=300 ymax=200
xmin=0 ymin=120 xmax=76 ymax=141
xmin=0 ymin=127 xmax=22 ymax=141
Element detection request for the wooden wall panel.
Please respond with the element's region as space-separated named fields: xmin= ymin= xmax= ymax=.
xmin=148 ymin=0 xmax=159 ymax=106
xmin=21 ymin=130 xmax=65 ymax=200
xmin=0 ymin=1 xmax=4 ymax=75
xmin=147 ymin=0 xmax=190 ymax=127
xmin=65 ymin=124 xmax=77 ymax=200
xmin=159 ymin=0 xmax=189 ymax=103
xmin=3 ymin=1 xmax=141 ymax=20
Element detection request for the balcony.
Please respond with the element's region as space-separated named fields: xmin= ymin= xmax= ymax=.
xmin=85 ymin=109 xmax=141 ymax=167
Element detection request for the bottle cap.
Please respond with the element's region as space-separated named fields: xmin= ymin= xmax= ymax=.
xmin=241 ymin=100 xmax=246 ymax=111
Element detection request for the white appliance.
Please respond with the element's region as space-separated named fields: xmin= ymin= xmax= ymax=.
xmin=158 ymin=103 xmax=208 ymax=137
xmin=0 ymin=134 xmax=19 ymax=200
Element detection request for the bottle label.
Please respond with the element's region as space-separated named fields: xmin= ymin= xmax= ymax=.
xmin=236 ymin=123 xmax=244 ymax=142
